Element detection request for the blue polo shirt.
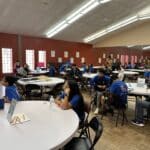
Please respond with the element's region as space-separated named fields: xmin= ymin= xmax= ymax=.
xmin=91 ymin=75 xmax=110 ymax=91
xmin=89 ymin=66 xmax=94 ymax=73
xmin=144 ymin=71 xmax=150 ymax=78
xmin=5 ymin=85 xmax=20 ymax=101
xmin=59 ymin=92 xmax=85 ymax=122
xmin=110 ymin=80 xmax=128 ymax=105
xmin=59 ymin=65 xmax=65 ymax=72
xmin=49 ymin=66 xmax=55 ymax=76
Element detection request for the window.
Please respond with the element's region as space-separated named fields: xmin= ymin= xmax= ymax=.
xmin=120 ymin=55 xmax=125 ymax=65
xmin=2 ymin=48 xmax=13 ymax=73
xmin=38 ymin=50 xmax=46 ymax=67
xmin=26 ymin=49 xmax=35 ymax=70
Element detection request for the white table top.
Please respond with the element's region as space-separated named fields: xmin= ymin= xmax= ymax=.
xmin=18 ymin=76 xmax=64 ymax=86
xmin=29 ymin=70 xmax=49 ymax=75
xmin=0 ymin=101 xmax=79 ymax=150
xmin=82 ymin=73 xmax=98 ymax=79
xmin=93 ymin=66 xmax=104 ymax=69
xmin=113 ymin=71 xmax=139 ymax=75
xmin=127 ymin=83 xmax=150 ymax=96
xmin=125 ymin=69 xmax=145 ymax=73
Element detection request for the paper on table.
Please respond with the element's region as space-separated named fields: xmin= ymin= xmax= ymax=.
xmin=11 ymin=113 xmax=30 ymax=125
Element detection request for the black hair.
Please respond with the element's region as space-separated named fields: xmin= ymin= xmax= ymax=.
xmin=98 ymin=68 xmax=105 ymax=75
xmin=4 ymin=76 xmax=17 ymax=86
xmin=67 ymin=80 xmax=83 ymax=102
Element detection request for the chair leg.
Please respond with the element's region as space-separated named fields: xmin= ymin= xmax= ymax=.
xmin=121 ymin=110 xmax=125 ymax=126
xmin=116 ymin=109 xmax=120 ymax=127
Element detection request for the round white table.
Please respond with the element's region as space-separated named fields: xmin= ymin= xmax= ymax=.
xmin=18 ymin=76 xmax=64 ymax=87
xmin=29 ymin=70 xmax=49 ymax=75
xmin=113 ymin=71 xmax=139 ymax=75
xmin=0 ymin=101 xmax=79 ymax=150
xmin=82 ymin=73 xmax=98 ymax=79
xmin=125 ymin=69 xmax=145 ymax=73
xmin=127 ymin=83 xmax=150 ymax=96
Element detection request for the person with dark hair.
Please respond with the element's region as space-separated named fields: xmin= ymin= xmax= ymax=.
xmin=55 ymin=80 xmax=85 ymax=123
xmin=23 ymin=64 xmax=30 ymax=75
xmin=81 ymin=62 xmax=88 ymax=73
xmin=91 ymin=69 xmax=110 ymax=114
xmin=109 ymin=75 xmax=128 ymax=109
xmin=14 ymin=60 xmax=21 ymax=74
xmin=1 ymin=76 xmax=20 ymax=102
xmin=88 ymin=64 xmax=94 ymax=73
xmin=47 ymin=62 xmax=56 ymax=77
xmin=68 ymin=64 xmax=82 ymax=80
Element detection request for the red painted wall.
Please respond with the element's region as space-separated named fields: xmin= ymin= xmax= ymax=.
xmin=0 ymin=32 xmax=149 ymax=77
xmin=0 ymin=33 xmax=18 ymax=77
xmin=21 ymin=36 xmax=93 ymax=67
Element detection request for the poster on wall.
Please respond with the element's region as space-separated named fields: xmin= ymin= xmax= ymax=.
xmin=70 ymin=57 xmax=74 ymax=64
xmin=58 ymin=57 xmax=62 ymax=63
xmin=103 ymin=53 xmax=106 ymax=59
xmin=98 ymin=57 xmax=101 ymax=64
xmin=64 ymin=51 xmax=68 ymax=58
xmin=76 ymin=51 xmax=80 ymax=58
xmin=117 ymin=54 xmax=120 ymax=59
xmin=81 ymin=57 xmax=85 ymax=63
xmin=51 ymin=50 xmax=55 ymax=57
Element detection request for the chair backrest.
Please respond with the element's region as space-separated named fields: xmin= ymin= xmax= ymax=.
xmin=86 ymin=117 xmax=103 ymax=150
xmin=25 ymin=84 xmax=41 ymax=96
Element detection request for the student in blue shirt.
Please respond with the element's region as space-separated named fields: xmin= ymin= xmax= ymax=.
xmin=88 ymin=64 xmax=94 ymax=73
xmin=2 ymin=76 xmax=20 ymax=102
xmin=47 ymin=63 xmax=56 ymax=77
xmin=82 ymin=63 xmax=88 ymax=73
xmin=59 ymin=63 xmax=66 ymax=73
xmin=144 ymin=70 xmax=150 ymax=83
xmin=55 ymin=80 xmax=85 ymax=124
xmin=109 ymin=75 xmax=128 ymax=108
xmin=91 ymin=69 xmax=110 ymax=114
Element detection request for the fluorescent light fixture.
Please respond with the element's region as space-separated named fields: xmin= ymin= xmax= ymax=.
xmin=81 ymin=1 xmax=99 ymax=14
xmin=107 ymin=16 xmax=137 ymax=32
xmin=143 ymin=46 xmax=150 ymax=50
xmin=67 ymin=13 xmax=83 ymax=24
xmin=47 ymin=23 xmax=68 ymax=38
xmin=46 ymin=0 xmax=112 ymax=38
xmin=46 ymin=21 xmax=66 ymax=35
xmin=84 ymin=30 xmax=107 ymax=43
xmin=100 ymin=0 xmax=112 ymax=4
xmin=139 ymin=14 xmax=150 ymax=20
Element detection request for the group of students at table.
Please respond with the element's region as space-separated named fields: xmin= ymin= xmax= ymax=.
xmin=0 ymin=66 xmax=150 ymax=127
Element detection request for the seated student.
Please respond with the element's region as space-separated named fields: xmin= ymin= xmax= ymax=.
xmin=55 ymin=80 xmax=85 ymax=124
xmin=59 ymin=63 xmax=66 ymax=73
xmin=88 ymin=64 xmax=94 ymax=73
xmin=47 ymin=62 xmax=56 ymax=77
xmin=109 ymin=74 xmax=128 ymax=109
xmin=1 ymin=76 xmax=20 ymax=102
xmin=131 ymin=97 xmax=150 ymax=127
xmin=81 ymin=62 xmax=88 ymax=73
xmin=91 ymin=69 xmax=110 ymax=114
xmin=23 ymin=64 xmax=30 ymax=75
xmin=144 ymin=69 xmax=150 ymax=83
xmin=13 ymin=60 xmax=21 ymax=75
xmin=68 ymin=64 xmax=82 ymax=80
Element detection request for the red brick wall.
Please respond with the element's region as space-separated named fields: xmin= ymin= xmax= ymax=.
xmin=0 ymin=32 xmax=149 ymax=77
xmin=0 ymin=33 xmax=18 ymax=77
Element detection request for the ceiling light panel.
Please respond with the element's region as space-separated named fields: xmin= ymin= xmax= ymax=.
xmin=46 ymin=0 xmax=112 ymax=38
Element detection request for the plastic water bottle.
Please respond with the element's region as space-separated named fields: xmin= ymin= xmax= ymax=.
xmin=49 ymin=95 xmax=54 ymax=106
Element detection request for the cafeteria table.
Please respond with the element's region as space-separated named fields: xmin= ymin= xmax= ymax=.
xmin=0 ymin=101 xmax=79 ymax=150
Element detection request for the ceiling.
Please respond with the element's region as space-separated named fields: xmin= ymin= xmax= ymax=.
xmin=0 ymin=0 xmax=150 ymax=43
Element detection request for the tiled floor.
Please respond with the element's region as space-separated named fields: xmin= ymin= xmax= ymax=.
xmin=82 ymin=92 xmax=150 ymax=150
